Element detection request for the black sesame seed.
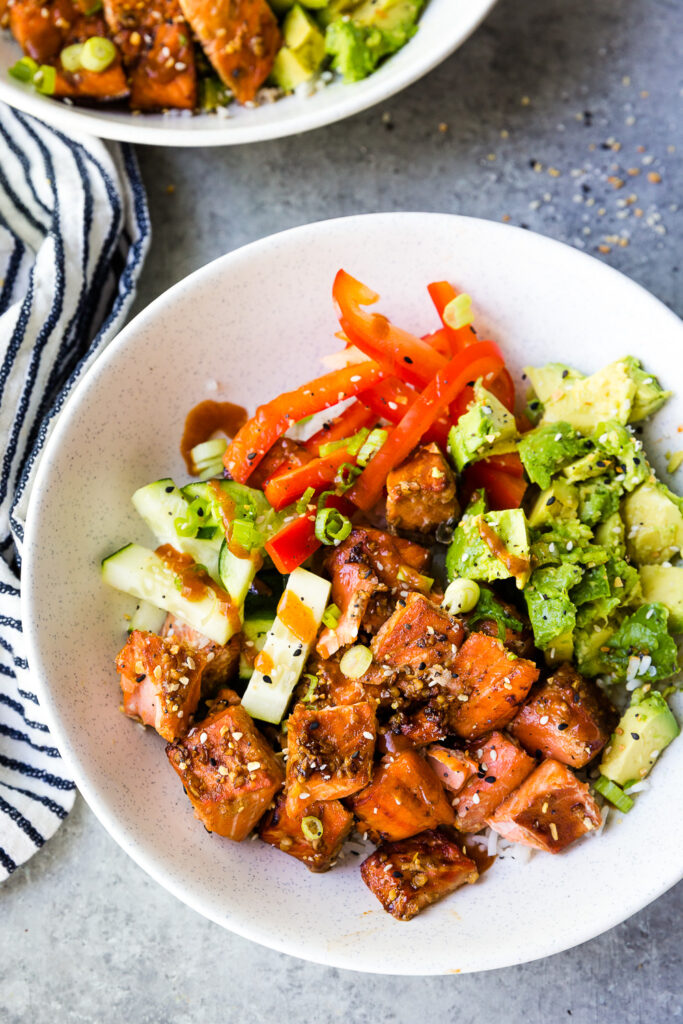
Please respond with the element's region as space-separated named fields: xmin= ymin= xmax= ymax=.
xmin=404 ymin=355 xmax=414 ymax=364
xmin=546 ymin=496 xmax=556 ymax=506
xmin=262 ymin=674 xmax=272 ymax=684
xmin=558 ymin=722 xmax=569 ymax=731
xmin=247 ymin=452 xmax=257 ymax=460
xmin=418 ymin=661 xmax=427 ymax=671
xmin=135 ymin=673 xmax=146 ymax=683
xmin=165 ymin=485 xmax=174 ymax=493
xmin=485 ymin=776 xmax=497 ymax=784
xmin=292 ymin=647 xmax=302 ymax=657
xmin=561 ymin=369 xmax=569 ymax=379
xmin=631 ymin=731 xmax=640 ymax=740
xmin=309 ymin=721 xmax=320 ymax=731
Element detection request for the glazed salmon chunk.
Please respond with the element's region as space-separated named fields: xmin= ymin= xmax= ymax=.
xmin=426 ymin=745 xmax=478 ymax=795
xmin=487 ymin=758 xmax=602 ymax=853
xmin=116 ymin=629 xmax=205 ymax=741
xmin=361 ymin=829 xmax=478 ymax=921
xmin=508 ymin=662 xmax=617 ymax=768
xmin=103 ymin=0 xmax=197 ymax=110
xmin=449 ymin=632 xmax=540 ymax=740
xmin=348 ymin=750 xmax=454 ymax=841
xmin=259 ymin=794 xmax=354 ymax=872
xmin=386 ymin=443 xmax=459 ymax=534
xmin=162 ymin=613 xmax=239 ymax=695
xmin=371 ymin=592 xmax=464 ymax=673
xmin=285 ymin=702 xmax=377 ymax=814
xmin=453 ymin=731 xmax=535 ymax=833
xmin=166 ymin=700 xmax=284 ymax=839
xmin=178 ymin=0 xmax=280 ymax=104
xmin=316 ymin=532 xmax=380 ymax=659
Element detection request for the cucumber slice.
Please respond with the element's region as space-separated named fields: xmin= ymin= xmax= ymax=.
xmin=239 ymin=611 xmax=276 ymax=680
xmin=218 ymin=539 xmax=259 ymax=607
xmin=128 ymin=600 xmax=167 ymax=635
xmin=102 ymin=543 xmax=238 ymax=645
xmin=132 ymin=479 xmax=223 ymax=580
xmin=241 ymin=567 xmax=331 ymax=724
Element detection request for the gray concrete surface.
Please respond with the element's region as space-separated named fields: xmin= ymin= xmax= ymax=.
xmin=2 ymin=0 xmax=682 ymax=1019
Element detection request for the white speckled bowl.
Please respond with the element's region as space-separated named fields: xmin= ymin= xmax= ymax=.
xmin=0 ymin=0 xmax=496 ymax=146
xmin=23 ymin=214 xmax=683 ymax=974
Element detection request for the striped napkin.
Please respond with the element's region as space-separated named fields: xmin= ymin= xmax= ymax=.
xmin=0 ymin=104 xmax=150 ymax=881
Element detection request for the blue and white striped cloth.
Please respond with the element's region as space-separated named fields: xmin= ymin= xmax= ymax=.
xmin=0 ymin=103 xmax=150 ymax=882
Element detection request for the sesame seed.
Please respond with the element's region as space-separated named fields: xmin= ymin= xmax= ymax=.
xmin=362 ymin=731 xmax=374 ymax=740
xmin=472 ymin=793 xmax=480 ymax=804
xmin=218 ymin=765 xmax=229 ymax=776
xmin=153 ymin=665 xmax=162 ymax=679
xmin=457 ymin=693 xmax=469 ymax=702
xmin=549 ymin=822 xmax=558 ymax=841
xmin=200 ymin=732 xmax=208 ymax=743
xmin=540 ymin=715 xmax=549 ymax=725
xmin=542 ymin=801 xmax=549 ymax=813
xmin=232 ymin=732 xmax=243 ymax=741
xmin=299 ymin=792 xmax=311 ymax=800
xmin=247 ymin=761 xmax=261 ymax=772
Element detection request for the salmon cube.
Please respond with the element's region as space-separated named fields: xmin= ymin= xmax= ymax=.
xmin=348 ymin=750 xmax=454 ymax=841
xmin=450 ymin=632 xmax=539 ymax=740
xmin=371 ymin=593 xmax=464 ymax=672
xmin=360 ymin=829 xmax=478 ymax=921
xmin=162 ymin=614 xmax=239 ymax=695
xmin=453 ymin=731 xmax=535 ymax=832
xmin=259 ymin=794 xmax=353 ymax=873
xmin=166 ymin=702 xmax=283 ymax=839
xmin=385 ymin=702 xmax=451 ymax=749
xmin=508 ymin=662 xmax=617 ymax=768
xmin=487 ymin=758 xmax=602 ymax=853
xmin=316 ymin=533 xmax=379 ymax=659
xmin=285 ymin=702 xmax=376 ymax=814
xmin=426 ymin=745 xmax=478 ymax=794
xmin=116 ymin=629 xmax=204 ymax=741
xmin=386 ymin=443 xmax=459 ymax=534
xmin=363 ymin=528 xmax=431 ymax=592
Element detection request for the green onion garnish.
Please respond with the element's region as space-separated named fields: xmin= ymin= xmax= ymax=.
xmin=231 ymin=518 xmax=258 ymax=551
xmin=301 ymin=673 xmax=319 ymax=703
xmin=296 ymin=486 xmax=316 ymax=514
xmin=321 ymin=603 xmax=342 ymax=629
xmin=593 ymin=775 xmax=634 ymax=813
xmin=80 ymin=36 xmax=117 ymax=73
xmin=9 ymin=56 xmax=39 ymax=82
xmin=335 ymin=462 xmax=361 ymax=491
xmin=301 ymin=816 xmax=324 ymax=843
xmin=357 ymin=427 xmax=388 ymax=467
xmin=319 ymin=427 xmax=369 ymax=460
xmin=315 ymin=507 xmax=352 ymax=546
xmin=60 ymin=43 xmax=84 ymax=72
xmin=34 ymin=64 xmax=57 ymax=95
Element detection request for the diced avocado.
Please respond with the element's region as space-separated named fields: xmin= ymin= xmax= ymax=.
xmin=446 ymin=507 xmax=530 ymax=589
xmin=595 ymin=511 xmax=625 ymax=556
xmin=518 ymin=421 xmax=589 ymax=489
xmin=524 ymin=363 xmax=585 ymax=404
xmin=574 ymin=621 xmax=617 ymax=677
xmin=448 ymin=382 xmax=517 ymax=472
xmin=324 ymin=18 xmax=378 ymax=81
xmin=527 ymin=477 xmax=578 ymax=529
xmin=541 ymin=359 xmax=636 ymax=434
xmin=239 ymin=612 xmax=276 ymax=680
xmin=563 ymin=450 xmax=613 ymax=484
xmin=272 ymin=5 xmax=325 ymax=90
xmin=622 ymin=356 xmax=671 ymax=423
xmin=465 ymin=488 xmax=488 ymax=517
xmin=589 ymin=421 xmax=649 ymax=492
xmin=570 ymin=565 xmax=610 ymax=606
xmin=530 ymin=518 xmax=608 ymax=569
xmin=576 ymin=479 xmax=620 ymax=526
xmin=600 ymin=691 xmax=679 ymax=787
xmin=351 ymin=0 xmax=423 ymax=46
xmin=639 ymin=565 xmax=683 ymax=632
xmin=315 ymin=0 xmax=360 ymax=27
xmin=543 ymin=629 xmax=574 ymax=666
xmin=524 ymin=563 xmax=582 ymax=652
xmin=604 ymin=603 xmax=679 ymax=683
xmin=271 ymin=47 xmax=316 ymax=91
xmin=622 ymin=481 xmax=683 ymax=564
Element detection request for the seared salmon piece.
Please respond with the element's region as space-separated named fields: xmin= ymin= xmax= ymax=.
xmin=285 ymin=702 xmax=376 ymax=815
xmin=453 ymin=731 xmax=535 ymax=832
xmin=364 ymin=527 xmax=431 ymax=592
xmin=371 ymin=592 xmax=464 ymax=672
xmin=103 ymin=0 xmax=197 ymax=110
xmin=386 ymin=443 xmax=459 ymax=534
xmin=162 ymin=613 xmax=239 ymax=695
xmin=449 ymin=632 xmax=539 ymax=740
xmin=259 ymin=793 xmax=353 ymax=872
xmin=166 ymin=701 xmax=283 ymax=839
xmin=360 ymin=829 xmax=478 ymax=921
xmin=361 ymin=590 xmax=394 ymax=635
xmin=178 ymin=0 xmax=280 ymax=104
xmin=348 ymin=750 xmax=454 ymax=841
xmin=316 ymin=533 xmax=380 ymax=659
xmin=487 ymin=758 xmax=602 ymax=853
xmin=116 ymin=629 xmax=204 ymax=741
xmin=425 ymin=745 xmax=478 ymax=794
xmin=385 ymin=701 xmax=451 ymax=749
xmin=10 ymin=0 xmax=129 ymax=100
xmin=508 ymin=662 xmax=617 ymax=768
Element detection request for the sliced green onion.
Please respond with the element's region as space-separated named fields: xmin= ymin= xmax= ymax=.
xmin=174 ymin=497 xmax=206 ymax=538
xmin=301 ymin=816 xmax=324 ymax=843
xmin=198 ymin=460 xmax=224 ymax=480
xmin=190 ymin=437 xmax=227 ymax=467
xmin=322 ymin=603 xmax=342 ymax=629
xmin=81 ymin=36 xmax=117 ymax=73
xmin=231 ymin=518 xmax=258 ymax=551
xmin=296 ymin=486 xmax=316 ymax=514
xmin=319 ymin=427 xmax=369 ymax=460
xmin=60 ymin=43 xmax=84 ymax=72
xmin=315 ymin=507 xmax=352 ymax=546
xmin=9 ymin=57 xmax=39 ymax=83
xmin=357 ymin=428 xmax=388 ymax=467
xmin=443 ymin=578 xmax=481 ymax=614
xmin=301 ymin=673 xmax=319 ymax=703
xmin=336 ymin=462 xmax=361 ymax=491
xmin=34 ymin=64 xmax=56 ymax=95
xmin=339 ymin=645 xmax=373 ymax=679
xmin=196 ymin=525 xmax=218 ymax=540
xmin=397 ymin=566 xmax=434 ymax=593
xmin=593 ymin=775 xmax=634 ymax=813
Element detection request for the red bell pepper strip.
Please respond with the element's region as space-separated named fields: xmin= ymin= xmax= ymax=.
xmin=333 ymin=270 xmax=446 ymax=390
xmin=224 ymin=360 xmax=387 ymax=483
xmin=264 ymin=445 xmax=357 ymax=511
xmin=304 ymin=399 xmax=376 ymax=454
xmin=427 ymin=280 xmax=478 ymax=354
xmin=349 ymin=341 xmax=504 ymax=511
xmin=481 ymin=452 xmax=525 ymax=478
xmin=359 ymin=376 xmax=450 ymax=448
xmin=265 ymin=495 xmax=353 ymax=574
xmin=421 ymin=327 xmax=452 ymax=357
xmin=465 ymin=462 xmax=527 ymax=510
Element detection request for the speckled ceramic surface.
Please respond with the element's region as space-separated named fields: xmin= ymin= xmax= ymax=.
xmin=23 ymin=214 xmax=683 ymax=974
xmin=0 ymin=0 xmax=497 ymax=147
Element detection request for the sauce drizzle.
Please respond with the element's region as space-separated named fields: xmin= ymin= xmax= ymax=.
xmin=477 ymin=519 xmax=530 ymax=584
xmin=180 ymin=400 xmax=248 ymax=474
xmin=156 ymin=544 xmax=241 ymax=634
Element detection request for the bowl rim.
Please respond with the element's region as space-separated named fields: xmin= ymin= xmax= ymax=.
xmin=0 ymin=0 xmax=498 ymax=147
xmin=22 ymin=213 xmax=683 ymax=973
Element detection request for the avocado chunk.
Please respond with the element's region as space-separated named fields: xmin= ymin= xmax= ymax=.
xmin=238 ymin=611 xmax=276 ymax=680
xmin=324 ymin=0 xmax=423 ymax=81
xmin=524 ymin=562 xmax=582 ymax=653
xmin=622 ymin=481 xmax=683 ymax=564
xmin=576 ymin=478 xmax=621 ymax=526
xmin=272 ymin=4 xmax=326 ymax=90
xmin=351 ymin=0 xmax=423 ymax=44
xmin=600 ymin=691 xmax=679 ymax=787
xmin=639 ymin=565 xmax=683 ymax=632
xmin=518 ymin=421 xmax=589 ymax=489
xmin=574 ymin=621 xmax=617 ymax=677
xmin=595 ymin=510 xmax=626 ymax=556
xmin=603 ymin=603 xmax=679 ymax=683
xmin=540 ymin=359 xmax=636 ymax=433
xmin=622 ymin=356 xmax=671 ymax=422
xmin=524 ymin=363 xmax=585 ymax=404
xmin=315 ymin=0 xmax=360 ymax=27
xmin=530 ymin=517 xmax=608 ymax=569
xmin=527 ymin=477 xmax=578 ymax=529
xmin=446 ymin=507 xmax=530 ymax=589
xmin=448 ymin=381 xmax=517 ymax=473
xmin=324 ymin=19 xmax=379 ymax=81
